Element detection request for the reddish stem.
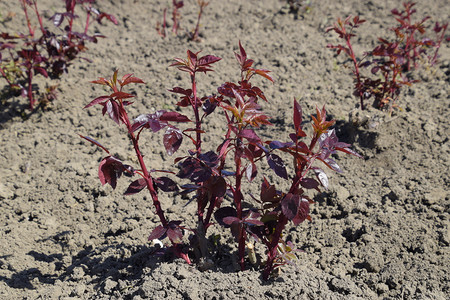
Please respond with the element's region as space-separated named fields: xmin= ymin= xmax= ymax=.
xmin=119 ymin=99 xmax=169 ymax=227
xmin=26 ymin=68 xmax=34 ymax=110
xmin=190 ymin=1 xmax=208 ymax=41
xmin=344 ymin=30 xmax=365 ymax=110
xmin=20 ymin=0 xmax=34 ymax=37
xmin=31 ymin=0 xmax=46 ymax=36
xmin=84 ymin=3 xmax=92 ymax=35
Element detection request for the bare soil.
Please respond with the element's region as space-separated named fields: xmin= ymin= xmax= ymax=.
xmin=0 ymin=0 xmax=448 ymax=299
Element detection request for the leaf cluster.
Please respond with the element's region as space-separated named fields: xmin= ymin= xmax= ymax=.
xmin=0 ymin=0 xmax=117 ymax=110
xmin=327 ymin=2 xmax=448 ymax=111
xmin=81 ymin=42 xmax=361 ymax=280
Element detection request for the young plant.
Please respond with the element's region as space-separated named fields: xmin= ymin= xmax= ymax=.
xmin=327 ymin=2 xmax=448 ymax=111
xmin=0 ymin=0 xmax=118 ymax=110
xmin=156 ymin=0 xmax=209 ymax=41
xmin=189 ymin=0 xmax=209 ymax=41
xmin=81 ymin=71 xmax=191 ymax=263
xmin=83 ymin=42 xmax=360 ymax=280
xmin=157 ymin=0 xmax=184 ymax=38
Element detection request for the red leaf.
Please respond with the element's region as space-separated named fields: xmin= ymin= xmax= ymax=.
xmin=267 ymin=153 xmax=287 ymax=179
xmin=293 ymin=99 xmax=303 ymax=133
xmin=260 ymin=178 xmax=278 ymax=203
xmin=292 ymin=199 xmax=310 ymax=225
xmin=246 ymin=162 xmax=257 ymax=182
xmin=155 ymin=177 xmax=179 ymax=192
xmin=91 ymin=77 xmax=109 ymax=85
xmin=198 ymin=55 xmax=221 ymax=67
xmin=167 ymin=226 xmax=183 ymax=244
xmin=110 ymin=91 xmax=134 ymax=99
xmin=124 ymin=178 xmax=147 ymax=195
xmin=79 ymin=134 xmax=110 ymax=154
xmin=84 ymin=95 xmax=110 ymax=108
xmin=253 ymin=69 xmax=274 ymax=82
xmin=121 ymin=75 xmax=144 ymax=86
xmin=281 ymin=193 xmax=300 ymax=221
xmin=148 ymin=225 xmax=167 ymax=241
xmin=160 ymin=111 xmax=191 ymax=122
xmin=223 ymin=216 xmax=240 ymax=225
xmin=34 ymin=67 xmax=48 ymax=78
xmin=105 ymin=100 xmax=121 ymax=124
xmin=163 ymin=127 xmax=183 ymax=156
xmin=98 ymin=156 xmax=125 ymax=189
xmin=300 ymin=178 xmax=320 ymax=190
xmin=239 ymin=128 xmax=261 ymax=144
xmin=312 ymin=167 xmax=329 ymax=190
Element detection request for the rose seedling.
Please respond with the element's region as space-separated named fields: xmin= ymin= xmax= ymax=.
xmin=327 ymin=2 xmax=448 ymax=111
xmin=0 ymin=0 xmax=117 ymax=110
xmin=82 ymin=42 xmax=361 ymax=279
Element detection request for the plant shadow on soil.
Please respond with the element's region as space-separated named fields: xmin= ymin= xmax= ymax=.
xmin=0 ymin=85 xmax=38 ymax=127
xmin=0 ymin=230 xmax=243 ymax=294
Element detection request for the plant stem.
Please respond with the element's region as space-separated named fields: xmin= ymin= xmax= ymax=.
xmin=120 ymin=100 xmax=169 ymax=227
xmin=84 ymin=3 xmax=92 ymax=35
xmin=344 ymin=32 xmax=365 ymax=110
xmin=190 ymin=1 xmax=208 ymax=41
xmin=31 ymin=0 xmax=46 ymax=36
xmin=26 ymin=68 xmax=34 ymax=110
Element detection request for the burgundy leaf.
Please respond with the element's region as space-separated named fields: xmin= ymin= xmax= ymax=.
xmin=269 ymin=140 xmax=294 ymax=150
xmin=148 ymin=225 xmax=167 ymax=241
xmin=198 ymin=55 xmax=222 ymax=67
xmin=98 ymin=12 xmax=119 ymax=25
xmin=267 ymin=153 xmax=288 ymax=179
xmin=198 ymin=151 xmax=219 ymax=167
xmin=206 ymin=176 xmax=226 ymax=199
xmin=260 ymin=178 xmax=278 ymax=203
xmin=121 ymin=75 xmax=144 ymax=86
xmin=239 ymin=128 xmax=261 ymax=144
xmin=177 ymin=157 xmax=212 ymax=183
xmin=50 ymin=13 xmax=64 ymax=27
xmin=168 ymin=87 xmax=192 ymax=96
xmin=300 ymin=178 xmax=320 ymax=190
xmin=246 ymin=162 xmax=257 ymax=182
xmin=167 ymin=227 xmax=183 ymax=244
xmin=79 ymin=134 xmax=110 ymax=154
xmin=223 ymin=216 xmax=240 ymax=225
xmin=124 ymin=178 xmax=147 ymax=195
xmin=292 ymin=199 xmax=310 ymax=225
xmin=110 ymin=91 xmax=134 ymax=99
xmin=312 ymin=167 xmax=329 ymax=190
xmin=323 ymin=157 xmax=342 ymax=173
xmin=243 ymin=218 xmax=264 ymax=226
xmin=155 ymin=176 xmax=179 ymax=192
xmin=132 ymin=111 xmax=168 ymax=133
xmin=84 ymin=95 xmax=110 ymax=108
xmin=214 ymin=206 xmax=237 ymax=227
xmin=98 ymin=156 xmax=126 ymax=189
xmin=160 ymin=111 xmax=191 ymax=122
xmin=34 ymin=67 xmax=48 ymax=78
xmin=293 ymin=99 xmax=303 ymax=132
xmin=104 ymin=100 xmax=121 ymax=125
xmin=281 ymin=193 xmax=300 ymax=221
xmin=163 ymin=127 xmax=183 ymax=156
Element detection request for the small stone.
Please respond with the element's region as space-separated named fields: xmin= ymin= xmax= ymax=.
xmin=423 ymin=190 xmax=445 ymax=205
xmin=0 ymin=182 xmax=14 ymax=199
xmin=71 ymin=266 xmax=85 ymax=280
xmin=103 ymin=278 xmax=117 ymax=293
xmin=335 ymin=185 xmax=350 ymax=201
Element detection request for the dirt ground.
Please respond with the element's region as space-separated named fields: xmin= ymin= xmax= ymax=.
xmin=0 ymin=0 xmax=449 ymax=299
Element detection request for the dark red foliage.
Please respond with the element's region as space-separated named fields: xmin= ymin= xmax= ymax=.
xmin=82 ymin=42 xmax=361 ymax=280
xmin=327 ymin=2 xmax=448 ymax=111
xmin=0 ymin=0 xmax=118 ymax=110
